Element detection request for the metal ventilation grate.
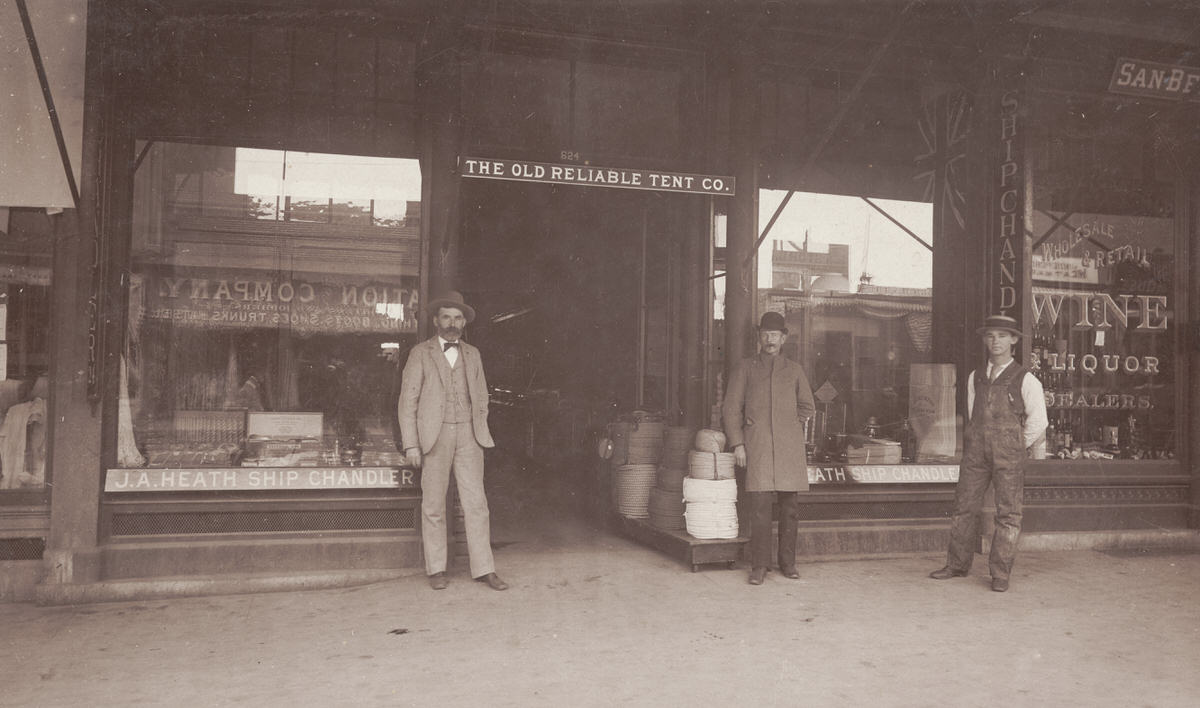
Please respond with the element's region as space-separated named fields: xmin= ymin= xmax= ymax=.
xmin=0 ymin=537 xmax=45 ymax=560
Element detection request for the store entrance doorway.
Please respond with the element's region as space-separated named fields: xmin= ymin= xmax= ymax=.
xmin=460 ymin=179 xmax=676 ymax=497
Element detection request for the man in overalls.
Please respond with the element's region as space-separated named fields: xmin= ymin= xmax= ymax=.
xmin=929 ymin=315 xmax=1047 ymax=592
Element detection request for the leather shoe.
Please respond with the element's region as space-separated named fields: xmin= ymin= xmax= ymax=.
xmin=476 ymin=572 xmax=508 ymax=591
xmin=991 ymin=577 xmax=1009 ymax=592
xmin=779 ymin=565 xmax=800 ymax=579
xmin=428 ymin=572 xmax=447 ymax=590
xmin=748 ymin=567 xmax=767 ymax=585
xmin=929 ymin=566 xmax=968 ymax=580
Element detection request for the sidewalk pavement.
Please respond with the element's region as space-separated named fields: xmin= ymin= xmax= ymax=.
xmin=4 ymin=500 xmax=1199 ymax=707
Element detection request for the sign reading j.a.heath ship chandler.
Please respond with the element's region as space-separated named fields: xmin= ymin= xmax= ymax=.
xmin=459 ymin=157 xmax=735 ymax=196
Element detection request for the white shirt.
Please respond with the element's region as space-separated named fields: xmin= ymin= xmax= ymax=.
xmin=966 ymin=358 xmax=1049 ymax=451
xmin=438 ymin=336 xmax=460 ymax=368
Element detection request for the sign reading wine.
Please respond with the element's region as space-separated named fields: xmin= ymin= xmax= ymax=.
xmin=1030 ymin=211 xmax=1175 ymax=460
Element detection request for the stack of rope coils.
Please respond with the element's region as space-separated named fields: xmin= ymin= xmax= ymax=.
xmin=649 ymin=426 xmax=692 ymax=530
xmin=612 ymin=412 xmax=665 ymax=519
xmin=614 ymin=463 xmax=658 ymax=518
xmin=682 ymin=477 xmax=739 ymax=539
xmin=686 ymin=449 xmax=736 ymax=480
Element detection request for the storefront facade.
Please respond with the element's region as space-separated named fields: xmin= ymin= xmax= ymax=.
xmin=2 ymin=0 xmax=1197 ymax=602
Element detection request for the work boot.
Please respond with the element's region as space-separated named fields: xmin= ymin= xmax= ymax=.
xmin=929 ymin=566 xmax=968 ymax=580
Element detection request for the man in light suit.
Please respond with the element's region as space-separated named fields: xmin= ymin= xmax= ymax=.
xmin=398 ymin=291 xmax=507 ymax=591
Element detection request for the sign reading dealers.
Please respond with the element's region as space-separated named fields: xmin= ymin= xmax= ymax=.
xmin=460 ymin=157 xmax=735 ymax=196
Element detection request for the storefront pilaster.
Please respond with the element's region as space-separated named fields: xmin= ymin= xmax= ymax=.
xmin=722 ymin=28 xmax=759 ymax=378
xmin=39 ymin=0 xmax=113 ymax=592
xmin=1189 ymin=176 xmax=1200 ymax=529
xmin=417 ymin=7 xmax=466 ymax=311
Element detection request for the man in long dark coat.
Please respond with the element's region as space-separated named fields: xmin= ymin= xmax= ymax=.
xmin=723 ymin=311 xmax=816 ymax=585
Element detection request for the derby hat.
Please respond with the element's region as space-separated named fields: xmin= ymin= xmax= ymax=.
xmin=758 ymin=311 xmax=788 ymax=334
xmin=427 ymin=290 xmax=476 ymax=323
xmin=976 ymin=314 xmax=1021 ymax=337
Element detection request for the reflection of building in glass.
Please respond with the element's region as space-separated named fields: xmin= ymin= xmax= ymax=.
xmin=128 ymin=142 xmax=422 ymax=469
xmin=770 ymin=239 xmax=849 ymax=290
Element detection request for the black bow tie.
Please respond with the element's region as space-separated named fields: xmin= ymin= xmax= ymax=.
xmin=443 ymin=341 xmax=460 ymax=351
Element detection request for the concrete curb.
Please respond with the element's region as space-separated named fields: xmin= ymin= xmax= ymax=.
xmin=33 ymin=568 xmax=418 ymax=606
xmin=1019 ymin=529 xmax=1200 ymax=552
xmin=26 ymin=530 xmax=1199 ymax=605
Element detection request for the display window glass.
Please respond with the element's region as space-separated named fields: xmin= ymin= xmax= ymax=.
xmin=752 ymin=190 xmax=959 ymax=468
xmin=0 ymin=209 xmax=51 ymax=492
xmin=1030 ymin=97 xmax=1179 ymax=461
xmin=123 ymin=142 xmax=421 ymax=470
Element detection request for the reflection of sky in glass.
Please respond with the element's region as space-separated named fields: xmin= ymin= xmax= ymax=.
xmin=758 ymin=190 xmax=933 ymax=290
xmin=235 ymin=148 xmax=420 ymax=202
xmin=375 ymin=303 xmax=406 ymax=320
xmin=373 ymin=200 xmax=409 ymax=227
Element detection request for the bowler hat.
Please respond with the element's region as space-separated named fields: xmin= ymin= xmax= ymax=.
xmin=427 ymin=290 xmax=476 ymax=323
xmin=758 ymin=311 xmax=788 ymax=334
xmin=976 ymin=314 xmax=1021 ymax=337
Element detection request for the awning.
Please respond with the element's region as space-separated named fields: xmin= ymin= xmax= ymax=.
xmin=0 ymin=0 xmax=86 ymax=209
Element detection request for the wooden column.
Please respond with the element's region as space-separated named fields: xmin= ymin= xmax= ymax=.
xmin=1189 ymin=177 xmax=1200 ymax=529
xmin=678 ymin=195 xmax=708 ymax=430
xmin=723 ymin=29 xmax=759 ymax=382
xmin=415 ymin=8 xmax=465 ymax=565
xmin=39 ymin=0 xmax=116 ymax=592
xmin=416 ymin=7 xmax=465 ymax=323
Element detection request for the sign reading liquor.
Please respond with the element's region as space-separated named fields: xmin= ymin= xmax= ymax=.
xmin=105 ymin=466 xmax=418 ymax=492
xmin=459 ymin=157 xmax=735 ymax=196
xmin=1109 ymin=58 xmax=1200 ymax=102
xmin=140 ymin=267 xmax=418 ymax=335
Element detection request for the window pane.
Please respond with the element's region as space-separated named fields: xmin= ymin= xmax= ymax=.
xmin=1030 ymin=97 xmax=1177 ymax=461
xmin=756 ymin=190 xmax=953 ymax=465
xmin=1031 ymin=212 xmax=1175 ymax=459
xmin=0 ymin=210 xmax=53 ymax=492
xmin=126 ymin=142 xmax=421 ymax=469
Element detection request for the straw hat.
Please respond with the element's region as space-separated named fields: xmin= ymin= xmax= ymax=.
xmin=427 ymin=290 xmax=475 ymax=323
xmin=976 ymin=314 xmax=1020 ymax=336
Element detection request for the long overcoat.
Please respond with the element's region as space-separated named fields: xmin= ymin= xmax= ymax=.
xmin=722 ymin=353 xmax=816 ymax=492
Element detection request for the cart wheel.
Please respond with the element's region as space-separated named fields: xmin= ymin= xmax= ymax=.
xmin=691 ymin=564 xmax=700 ymax=573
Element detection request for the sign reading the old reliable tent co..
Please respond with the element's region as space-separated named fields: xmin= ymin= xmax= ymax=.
xmin=460 ymin=157 xmax=735 ymax=196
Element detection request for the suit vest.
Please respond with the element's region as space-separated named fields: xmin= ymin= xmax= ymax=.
xmin=967 ymin=362 xmax=1026 ymax=447
xmin=444 ymin=356 xmax=472 ymax=423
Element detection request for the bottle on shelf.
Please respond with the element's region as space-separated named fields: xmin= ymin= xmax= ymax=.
xmin=899 ymin=417 xmax=915 ymax=462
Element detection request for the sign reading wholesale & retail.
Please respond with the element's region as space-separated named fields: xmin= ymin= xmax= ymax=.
xmin=459 ymin=157 xmax=735 ymax=196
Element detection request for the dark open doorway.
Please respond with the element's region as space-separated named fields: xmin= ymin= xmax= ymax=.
xmin=459 ymin=179 xmax=674 ymax=504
